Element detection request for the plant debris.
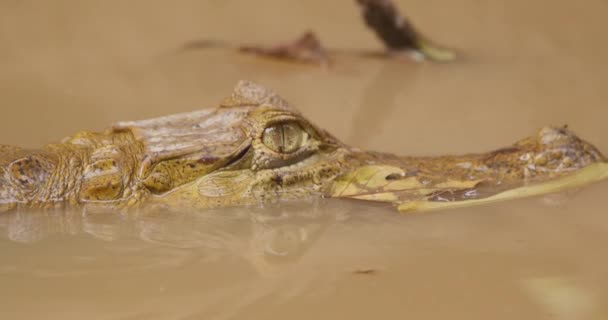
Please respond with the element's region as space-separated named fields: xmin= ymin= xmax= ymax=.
xmin=355 ymin=0 xmax=455 ymax=61
xmin=181 ymin=1 xmax=455 ymax=65
xmin=352 ymin=268 xmax=377 ymax=275
xmin=239 ymin=31 xmax=330 ymax=66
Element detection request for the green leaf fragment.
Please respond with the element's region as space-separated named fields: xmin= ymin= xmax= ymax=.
xmin=417 ymin=39 xmax=457 ymax=62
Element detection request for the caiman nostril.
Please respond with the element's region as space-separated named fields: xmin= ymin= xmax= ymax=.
xmin=385 ymin=173 xmax=404 ymax=181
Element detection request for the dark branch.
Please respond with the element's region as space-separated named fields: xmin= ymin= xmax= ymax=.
xmin=356 ymin=0 xmax=455 ymax=61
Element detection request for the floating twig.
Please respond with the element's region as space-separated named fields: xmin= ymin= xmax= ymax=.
xmin=239 ymin=31 xmax=330 ymax=66
xmin=356 ymin=0 xmax=456 ymax=61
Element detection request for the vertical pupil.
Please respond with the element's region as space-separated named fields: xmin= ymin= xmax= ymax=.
xmin=263 ymin=123 xmax=303 ymax=153
xmin=282 ymin=123 xmax=301 ymax=153
xmin=277 ymin=125 xmax=286 ymax=153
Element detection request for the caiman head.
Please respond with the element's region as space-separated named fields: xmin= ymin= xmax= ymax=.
xmin=1 ymin=80 xmax=606 ymax=212
xmin=0 ymin=80 xmax=361 ymax=210
xmin=78 ymin=80 xmax=356 ymax=209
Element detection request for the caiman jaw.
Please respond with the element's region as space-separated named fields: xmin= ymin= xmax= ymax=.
xmin=330 ymin=126 xmax=608 ymax=212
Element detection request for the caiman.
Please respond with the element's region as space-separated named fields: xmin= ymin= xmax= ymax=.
xmin=1 ymin=81 xmax=607 ymax=213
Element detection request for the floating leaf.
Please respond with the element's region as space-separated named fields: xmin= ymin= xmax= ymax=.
xmin=417 ymin=39 xmax=457 ymax=62
xmin=330 ymin=165 xmax=429 ymax=199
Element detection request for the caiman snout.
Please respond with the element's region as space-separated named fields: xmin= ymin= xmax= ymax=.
xmin=331 ymin=125 xmax=608 ymax=211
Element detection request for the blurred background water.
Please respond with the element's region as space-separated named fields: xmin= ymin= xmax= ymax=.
xmin=1 ymin=0 xmax=607 ymax=319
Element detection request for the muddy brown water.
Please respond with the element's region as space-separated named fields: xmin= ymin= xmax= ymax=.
xmin=1 ymin=0 xmax=608 ymax=319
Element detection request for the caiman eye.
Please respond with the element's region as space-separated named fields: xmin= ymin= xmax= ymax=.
xmin=262 ymin=122 xmax=309 ymax=153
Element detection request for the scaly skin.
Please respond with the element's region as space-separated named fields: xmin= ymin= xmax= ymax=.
xmin=0 ymin=81 xmax=605 ymax=212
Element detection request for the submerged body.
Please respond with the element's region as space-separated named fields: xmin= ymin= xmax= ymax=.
xmin=0 ymin=81 xmax=606 ymax=212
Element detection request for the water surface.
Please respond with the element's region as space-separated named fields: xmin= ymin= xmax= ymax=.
xmin=1 ymin=0 xmax=607 ymax=319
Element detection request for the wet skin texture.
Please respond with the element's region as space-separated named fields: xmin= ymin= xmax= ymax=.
xmin=0 ymin=81 xmax=605 ymax=212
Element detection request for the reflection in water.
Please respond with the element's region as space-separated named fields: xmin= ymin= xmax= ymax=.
xmin=1 ymin=184 xmax=607 ymax=319
xmin=0 ymin=200 xmax=394 ymax=319
xmin=0 ymin=200 xmax=351 ymax=275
